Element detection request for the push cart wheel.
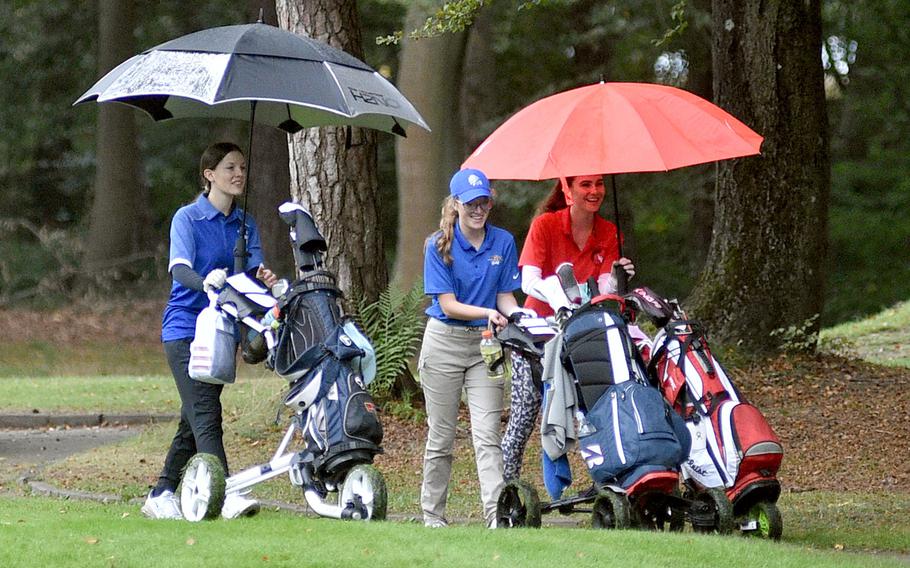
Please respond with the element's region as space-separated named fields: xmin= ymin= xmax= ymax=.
xmin=592 ymin=490 xmax=631 ymax=530
xmin=179 ymin=453 xmax=226 ymax=522
xmin=496 ymin=480 xmax=541 ymax=528
xmin=632 ymin=493 xmax=685 ymax=532
xmin=339 ymin=464 xmax=387 ymax=521
xmin=740 ymin=500 xmax=783 ymax=541
xmin=690 ymin=487 xmax=734 ymax=535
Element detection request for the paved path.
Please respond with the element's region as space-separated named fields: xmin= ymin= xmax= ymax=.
xmin=0 ymin=426 xmax=138 ymax=468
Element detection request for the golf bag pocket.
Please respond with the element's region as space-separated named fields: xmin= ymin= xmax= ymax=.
xmin=342 ymin=374 xmax=383 ymax=446
xmin=578 ymin=381 xmax=687 ymax=487
xmin=189 ymin=302 xmax=236 ymax=384
xmin=681 ymin=400 xmax=781 ymax=489
xmin=296 ymin=362 xmax=383 ymax=476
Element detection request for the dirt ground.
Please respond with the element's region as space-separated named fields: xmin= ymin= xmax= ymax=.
xmin=2 ymin=299 xmax=909 ymax=493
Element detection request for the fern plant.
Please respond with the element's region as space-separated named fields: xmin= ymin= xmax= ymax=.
xmin=354 ymin=280 xmax=426 ymax=400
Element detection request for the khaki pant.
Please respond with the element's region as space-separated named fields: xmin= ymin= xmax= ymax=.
xmin=419 ymin=318 xmax=504 ymax=524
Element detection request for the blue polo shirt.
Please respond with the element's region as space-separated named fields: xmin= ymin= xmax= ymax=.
xmin=424 ymin=223 xmax=520 ymax=327
xmin=161 ymin=194 xmax=264 ymax=342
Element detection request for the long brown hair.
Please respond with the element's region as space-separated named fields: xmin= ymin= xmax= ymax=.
xmin=428 ymin=196 xmax=459 ymax=266
xmin=199 ymin=142 xmax=243 ymax=192
xmin=536 ymin=176 xmax=575 ymax=215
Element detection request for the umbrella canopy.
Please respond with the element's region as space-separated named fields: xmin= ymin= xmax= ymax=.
xmin=462 ymin=81 xmax=761 ymax=179
xmin=74 ymin=22 xmax=429 ymax=136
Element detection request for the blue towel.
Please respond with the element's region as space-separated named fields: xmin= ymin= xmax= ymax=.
xmin=542 ymin=452 xmax=572 ymax=500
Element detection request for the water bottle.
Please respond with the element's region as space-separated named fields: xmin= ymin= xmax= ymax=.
xmin=261 ymin=305 xmax=281 ymax=331
xmin=480 ymin=329 xmax=511 ymax=381
xmin=576 ymin=410 xmax=595 ymax=437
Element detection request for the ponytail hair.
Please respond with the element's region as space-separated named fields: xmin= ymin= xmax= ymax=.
xmin=536 ymin=176 xmax=575 ymax=215
xmin=430 ymin=196 xmax=459 ymax=266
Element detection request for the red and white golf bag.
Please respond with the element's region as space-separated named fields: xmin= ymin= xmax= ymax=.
xmin=628 ymin=288 xmax=783 ymax=505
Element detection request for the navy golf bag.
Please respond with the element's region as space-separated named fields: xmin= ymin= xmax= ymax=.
xmin=561 ymin=299 xmax=690 ymax=489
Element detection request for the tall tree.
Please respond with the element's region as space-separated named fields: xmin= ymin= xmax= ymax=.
xmin=83 ymin=0 xmax=149 ymax=272
xmin=275 ymin=0 xmax=387 ymax=303
xmin=688 ymin=0 xmax=830 ymax=353
xmin=391 ymin=4 xmax=469 ymax=289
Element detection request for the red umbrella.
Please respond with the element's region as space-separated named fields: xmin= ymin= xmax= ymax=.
xmin=462 ymin=81 xmax=762 ymax=179
xmin=461 ymin=82 xmax=763 ymax=291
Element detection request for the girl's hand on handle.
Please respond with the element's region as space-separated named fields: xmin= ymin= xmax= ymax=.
xmin=256 ymin=264 xmax=279 ymax=288
xmin=203 ymin=268 xmax=228 ymax=293
xmin=487 ymin=309 xmax=508 ymax=331
xmin=613 ymin=257 xmax=635 ymax=279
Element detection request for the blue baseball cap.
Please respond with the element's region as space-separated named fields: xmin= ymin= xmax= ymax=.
xmin=449 ymin=169 xmax=492 ymax=203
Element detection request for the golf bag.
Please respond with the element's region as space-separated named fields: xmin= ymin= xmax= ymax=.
xmin=629 ymin=287 xmax=782 ymax=506
xmin=274 ymin=271 xmax=382 ymax=478
xmin=560 ymin=301 xmax=690 ymax=489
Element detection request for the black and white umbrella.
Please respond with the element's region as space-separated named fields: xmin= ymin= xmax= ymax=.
xmin=74 ymin=21 xmax=429 ymax=135
xmin=75 ymin=21 xmax=429 ymax=272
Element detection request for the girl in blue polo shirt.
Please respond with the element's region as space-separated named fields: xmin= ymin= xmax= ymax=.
xmin=419 ymin=168 xmax=523 ymax=529
xmin=142 ymin=142 xmax=278 ymax=521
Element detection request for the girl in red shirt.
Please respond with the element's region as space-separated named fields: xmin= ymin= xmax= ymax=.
xmin=502 ymin=174 xmax=637 ymax=482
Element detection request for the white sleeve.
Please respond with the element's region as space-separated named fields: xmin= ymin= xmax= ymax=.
xmin=598 ymin=272 xmax=617 ymax=295
xmin=521 ymin=265 xmax=546 ymax=301
xmin=523 ymin=265 xmax=572 ymax=311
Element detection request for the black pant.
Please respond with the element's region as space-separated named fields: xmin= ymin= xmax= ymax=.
xmin=155 ymin=339 xmax=228 ymax=493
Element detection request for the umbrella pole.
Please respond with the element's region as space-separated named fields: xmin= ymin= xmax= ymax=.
xmin=606 ymin=174 xmax=628 ymax=294
xmin=609 ymin=174 xmax=623 ymax=258
xmin=234 ymin=100 xmax=258 ymax=275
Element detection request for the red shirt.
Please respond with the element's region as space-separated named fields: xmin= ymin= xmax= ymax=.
xmin=519 ymin=208 xmax=621 ymax=316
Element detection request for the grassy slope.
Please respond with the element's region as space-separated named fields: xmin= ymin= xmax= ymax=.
xmin=820 ymin=300 xmax=910 ymax=367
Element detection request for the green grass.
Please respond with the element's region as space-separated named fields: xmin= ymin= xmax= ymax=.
xmin=1 ymin=495 xmax=906 ymax=568
xmin=820 ymin=300 xmax=910 ymax=367
xmin=0 ymin=371 xmax=281 ymax=415
xmin=0 ymin=341 xmax=167 ymax=377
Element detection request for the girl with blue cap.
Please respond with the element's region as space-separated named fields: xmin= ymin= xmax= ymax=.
xmin=419 ymin=168 xmax=524 ymax=528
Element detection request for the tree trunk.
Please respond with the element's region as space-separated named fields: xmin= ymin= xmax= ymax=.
xmin=688 ymin=0 xmax=829 ymax=354
xmin=84 ymin=0 xmax=148 ymax=272
xmin=276 ymin=0 xmax=387 ymax=304
xmin=391 ymin=5 xmax=469 ymax=289
xmin=681 ymin=0 xmax=715 ymax=271
xmin=245 ymin=0 xmax=294 ymax=279
xmin=459 ymin=6 xmax=498 ymax=156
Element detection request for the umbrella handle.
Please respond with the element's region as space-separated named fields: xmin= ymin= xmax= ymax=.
xmin=612 ymin=263 xmax=629 ymax=296
xmin=234 ymin=233 xmax=249 ymax=275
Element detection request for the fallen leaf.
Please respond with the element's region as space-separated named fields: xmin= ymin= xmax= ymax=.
xmin=85 ymin=537 xmax=99 ymax=545
xmin=186 ymin=538 xmax=196 ymax=546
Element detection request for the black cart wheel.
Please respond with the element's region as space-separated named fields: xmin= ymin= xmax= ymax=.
xmin=496 ymin=480 xmax=541 ymax=528
xmin=592 ymin=490 xmax=631 ymax=530
xmin=690 ymin=487 xmax=734 ymax=535
xmin=632 ymin=494 xmax=685 ymax=531
xmin=740 ymin=500 xmax=783 ymax=540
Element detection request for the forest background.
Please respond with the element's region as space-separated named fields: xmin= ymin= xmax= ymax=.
xmin=0 ymin=0 xmax=907 ymax=345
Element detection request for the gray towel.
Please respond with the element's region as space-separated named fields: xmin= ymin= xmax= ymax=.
xmin=540 ymin=332 xmax=578 ymax=460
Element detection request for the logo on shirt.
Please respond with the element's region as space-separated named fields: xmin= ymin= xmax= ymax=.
xmin=489 ymin=254 xmax=503 ymax=266
xmin=594 ymin=252 xmax=604 ymax=265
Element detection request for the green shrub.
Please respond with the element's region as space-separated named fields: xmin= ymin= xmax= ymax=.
xmin=770 ymin=314 xmax=820 ymax=353
xmin=354 ymin=280 xmax=426 ymax=400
